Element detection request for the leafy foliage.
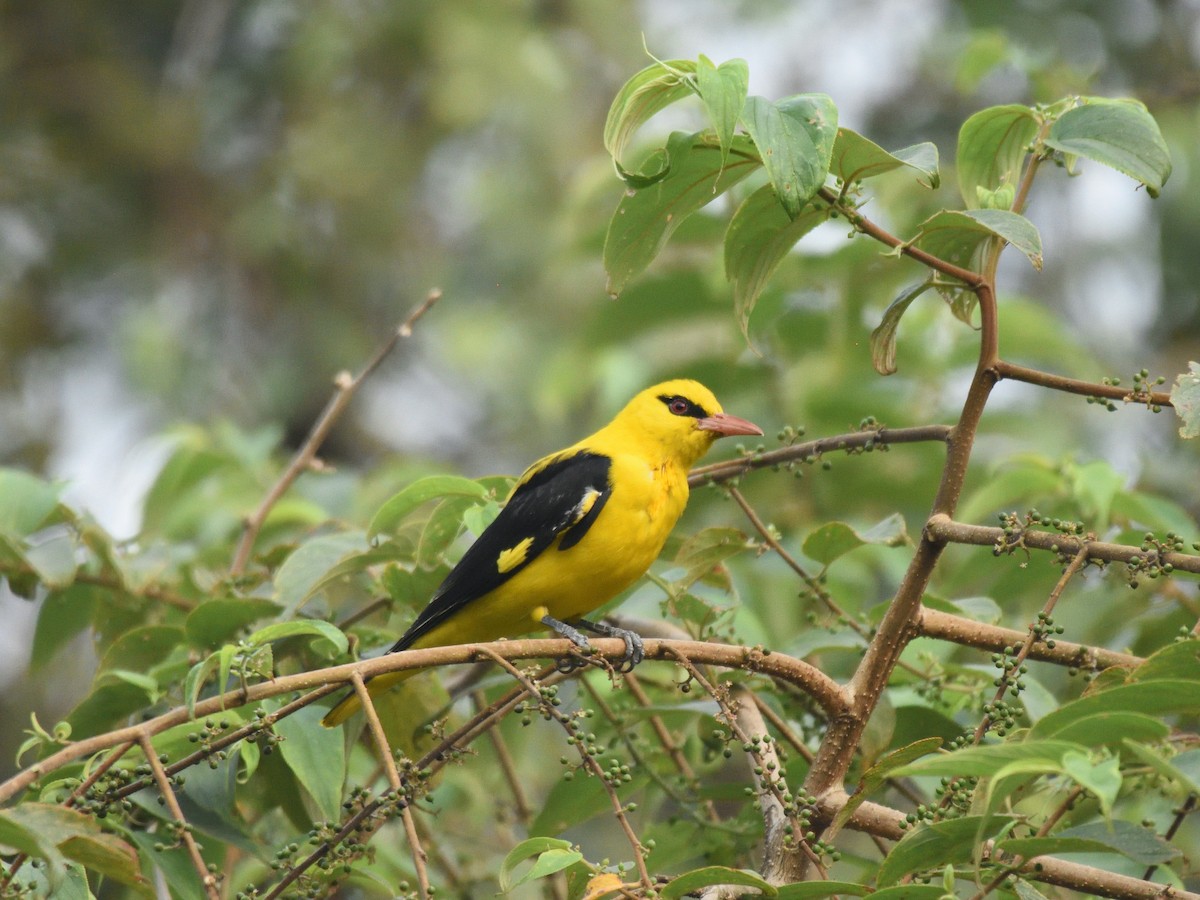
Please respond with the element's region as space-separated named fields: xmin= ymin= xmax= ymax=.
xmin=0 ymin=39 xmax=1198 ymax=900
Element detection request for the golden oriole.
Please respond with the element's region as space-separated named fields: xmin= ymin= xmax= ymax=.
xmin=322 ymin=379 xmax=761 ymax=726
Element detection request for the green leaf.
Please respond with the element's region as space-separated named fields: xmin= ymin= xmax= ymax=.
xmin=660 ymin=866 xmax=776 ymax=899
xmin=1041 ymin=712 xmax=1169 ymax=747
xmin=835 ymin=737 xmax=942 ymax=831
xmin=603 ymin=59 xmax=698 ymax=163
xmin=724 ymin=183 xmax=830 ymax=340
xmin=956 ymin=104 xmax=1038 ymax=209
xmin=32 ymin=585 xmax=98 ymax=670
xmin=1120 ymin=740 xmax=1200 ymax=794
xmin=802 ymin=513 xmax=909 ymax=567
xmin=911 ymin=208 xmax=1043 ymax=274
xmin=96 ymin=626 xmax=185 ymax=676
xmin=877 ymin=815 xmax=1014 ymax=886
xmin=870 ymin=888 xmax=953 ymax=900
xmin=1044 ymin=98 xmax=1171 ymax=197
xmin=59 ymin=832 xmax=149 ymax=896
xmin=185 ymin=598 xmax=282 ymax=649
xmin=894 ymin=740 xmax=1087 ymax=778
xmin=999 ymin=820 xmax=1178 ymax=866
xmin=1060 ymin=750 xmax=1121 ymax=816
xmin=184 ymin=648 xmax=226 ymax=716
xmin=671 ymin=526 xmax=751 ymax=592
xmin=831 ymin=128 xmax=939 ymax=187
xmin=272 ymin=530 xmax=366 ymax=614
xmin=0 ymin=810 xmax=54 ymax=858
xmin=1032 ymin=680 xmax=1200 ymax=739
xmin=740 ymin=93 xmax=837 ymax=219
xmin=0 ymin=469 xmax=61 ymax=537
xmin=368 ymin=476 xmax=491 ymax=540
xmin=1129 ymin=639 xmax=1200 ymax=682
xmin=127 ymin=831 xmax=207 ymax=900
xmin=1170 ymin=361 xmax=1200 ymax=438
xmin=695 ymin=56 xmax=748 ymax=170
xmin=605 ymin=131 xmax=761 ymax=298
xmin=498 ymin=837 xmax=576 ymax=892
xmin=870 ymin=282 xmax=932 ymax=375
xmin=274 ymin=702 xmax=346 ymax=822
xmin=23 ymin=526 xmax=78 ymax=588
xmin=246 ymin=619 xmax=348 ymax=656
xmin=773 ymin=882 xmax=871 ymax=899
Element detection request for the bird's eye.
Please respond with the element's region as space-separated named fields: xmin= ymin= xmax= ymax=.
xmin=668 ymin=397 xmax=691 ymax=416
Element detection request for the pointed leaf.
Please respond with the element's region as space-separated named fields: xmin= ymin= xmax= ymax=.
xmin=912 ymin=208 xmax=1042 ymax=274
xmin=246 ymin=619 xmax=348 ymax=656
xmin=741 ymin=93 xmax=837 ymax=218
xmin=877 ymin=816 xmax=1015 ymax=886
xmin=870 ymin=282 xmax=932 ymax=375
xmin=275 ymin=702 xmax=346 ymax=822
xmin=1031 ymin=680 xmax=1200 ymax=738
xmin=1045 ymin=98 xmax=1171 ymax=197
xmin=1060 ymin=750 xmax=1120 ymax=817
xmin=894 ymin=740 xmax=1088 ymax=778
xmin=957 ymin=104 xmax=1039 ymax=209
xmin=1041 ymin=711 xmax=1169 ymax=747
xmin=998 ymin=820 xmax=1177 ymax=866
xmin=802 ymin=513 xmax=909 ymax=567
xmin=831 ymin=128 xmax=939 ymax=187
xmin=605 ymin=131 xmax=761 ymax=297
xmin=696 ymin=56 xmax=748 ymax=169
xmin=368 ymin=475 xmax=492 ymax=540
xmin=725 ymin=184 xmax=830 ymax=340
xmin=186 ymin=598 xmax=282 ymax=649
xmin=660 ymin=866 xmax=776 ymax=899
xmin=773 ymin=882 xmax=871 ymax=899
xmin=499 ymin=837 xmax=575 ymax=892
xmin=603 ymin=59 xmax=698 ymax=163
xmin=835 ymin=737 xmax=942 ymax=830
xmin=272 ymin=530 xmax=366 ymax=613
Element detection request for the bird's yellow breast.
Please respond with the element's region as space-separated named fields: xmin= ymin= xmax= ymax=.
xmin=407 ymin=452 xmax=689 ymax=650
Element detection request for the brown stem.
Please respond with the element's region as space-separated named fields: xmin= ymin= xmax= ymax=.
xmin=688 ymin=424 xmax=952 ymax=487
xmin=995 ymin=360 xmax=1173 ymax=408
xmin=230 ymin=288 xmax=442 ymax=575
xmin=916 ymin=606 xmax=1141 ymax=670
xmin=925 ymin=514 xmax=1200 ymax=576
xmin=138 ymin=733 xmax=220 ymax=900
xmin=472 ymin=691 xmax=533 ymax=825
xmin=475 ymin=647 xmax=653 ymax=891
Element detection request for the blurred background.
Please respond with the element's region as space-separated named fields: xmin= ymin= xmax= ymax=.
xmin=1 ymin=0 xmax=1199 ymax=746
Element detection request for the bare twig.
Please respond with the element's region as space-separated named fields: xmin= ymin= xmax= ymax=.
xmin=230 ymin=288 xmax=442 ymax=575
xmin=475 ymin=646 xmax=654 ymax=891
xmin=688 ymin=424 xmax=952 ymax=487
xmin=925 ymin=514 xmax=1200 ymax=576
xmin=138 ymin=733 xmax=220 ymax=900
xmin=472 ymin=691 xmax=533 ymax=825
xmin=917 ymin=605 xmax=1141 ymax=670
xmin=995 ymin=360 xmax=1173 ymax=409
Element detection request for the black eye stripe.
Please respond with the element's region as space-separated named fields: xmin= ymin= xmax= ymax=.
xmin=658 ymin=394 xmax=709 ymax=419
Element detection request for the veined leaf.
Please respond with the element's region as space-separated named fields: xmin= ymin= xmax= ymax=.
xmin=740 ymin=93 xmax=837 ymax=219
xmin=870 ymin=282 xmax=933 ymax=375
xmin=724 ymin=183 xmax=829 ymax=341
xmin=660 ymin=866 xmax=775 ymax=899
xmin=998 ymin=820 xmax=1177 ymax=866
xmin=957 ymin=104 xmax=1039 ymax=209
xmin=369 ymin=475 xmax=492 ymax=540
xmin=911 ymin=207 xmax=1043 ymax=274
xmin=696 ymin=55 xmax=748 ymax=170
xmin=498 ymin=837 xmax=578 ymax=893
xmin=603 ymin=59 xmax=698 ymax=164
xmin=802 ymin=513 xmax=909 ymax=567
xmin=605 ymin=131 xmax=761 ymax=298
xmin=831 ymin=128 xmax=939 ymax=187
xmin=1044 ymin=97 xmax=1171 ymax=197
xmin=877 ymin=815 xmax=1015 ymax=886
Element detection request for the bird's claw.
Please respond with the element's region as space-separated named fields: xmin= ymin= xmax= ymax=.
xmin=577 ymin=618 xmax=645 ymax=673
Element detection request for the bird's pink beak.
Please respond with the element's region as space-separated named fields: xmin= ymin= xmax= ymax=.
xmin=696 ymin=412 xmax=763 ymax=437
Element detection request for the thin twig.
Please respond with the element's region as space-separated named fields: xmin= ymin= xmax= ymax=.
xmin=230 ymin=288 xmax=442 ymax=575
xmin=138 ymin=733 xmax=220 ymax=900
xmin=472 ymin=691 xmax=533 ymax=825
xmin=925 ymin=514 xmax=1200 ymax=576
xmin=1144 ymin=793 xmax=1196 ymax=881
xmin=475 ymin=646 xmax=654 ymax=891
xmin=995 ymin=360 xmax=1173 ymax=409
xmin=688 ymin=424 xmax=952 ymax=487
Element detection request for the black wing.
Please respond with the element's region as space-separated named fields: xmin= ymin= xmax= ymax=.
xmin=389 ymin=450 xmax=612 ymax=652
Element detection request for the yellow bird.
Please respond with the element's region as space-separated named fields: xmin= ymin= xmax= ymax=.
xmin=322 ymin=379 xmax=761 ymax=726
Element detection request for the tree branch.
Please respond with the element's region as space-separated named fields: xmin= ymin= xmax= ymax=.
xmin=995 ymin=360 xmax=1173 ymax=408
xmin=230 ymin=288 xmax=442 ymax=575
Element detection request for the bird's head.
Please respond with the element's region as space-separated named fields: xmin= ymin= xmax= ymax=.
xmin=612 ymin=379 xmax=763 ymax=467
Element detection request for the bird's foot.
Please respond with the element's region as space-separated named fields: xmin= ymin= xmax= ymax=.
xmin=541 ymin=615 xmax=596 ymax=673
xmin=575 ymin=618 xmax=645 ymax=673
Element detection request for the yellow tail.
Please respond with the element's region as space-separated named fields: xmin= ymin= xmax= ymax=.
xmin=320 ymin=669 xmax=417 ymax=727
